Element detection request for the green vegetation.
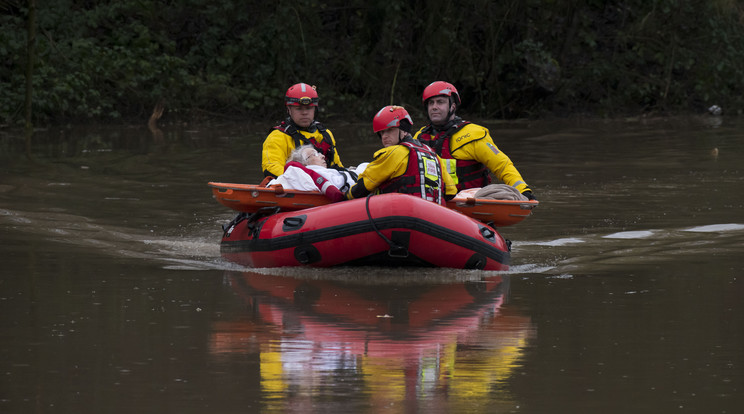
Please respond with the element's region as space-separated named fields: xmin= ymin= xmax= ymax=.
xmin=2 ymin=0 xmax=744 ymax=125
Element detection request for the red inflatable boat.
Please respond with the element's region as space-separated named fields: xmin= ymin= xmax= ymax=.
xmin=219 ymin=193 xmax=511 ymax=270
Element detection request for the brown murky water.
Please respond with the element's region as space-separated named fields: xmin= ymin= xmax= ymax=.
xmin=1 ymin=115 xmax=742 ymax=413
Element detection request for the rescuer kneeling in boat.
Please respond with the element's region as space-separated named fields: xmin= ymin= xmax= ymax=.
xmin=344 ymin=105 xmax=457 ymax=205
xmin=261 ymin=83 xmax=345 ymax=178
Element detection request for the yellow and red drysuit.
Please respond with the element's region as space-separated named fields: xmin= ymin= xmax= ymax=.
xmin=346 ymin=137 xmax=457 ymax=204
xmin=262 ymin=119 xmax=343 ymax=178
xmin=413 ymin=119 xmax=531 ymax=193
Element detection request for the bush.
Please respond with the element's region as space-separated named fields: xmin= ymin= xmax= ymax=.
xmin=2 ymin=0 xmax=743 ymax=125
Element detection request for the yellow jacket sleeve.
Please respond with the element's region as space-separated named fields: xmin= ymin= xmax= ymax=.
xmin=451 ymin=124 xmax=531 ymax=193
xmin=358 ymin=146 xmax=408 ymax=191
xmin=261 ymin=130 xmax=294 ymax=178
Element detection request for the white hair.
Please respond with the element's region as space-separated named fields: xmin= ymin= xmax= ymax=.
xmin=287 ymin=144 xmax=315 ymax=165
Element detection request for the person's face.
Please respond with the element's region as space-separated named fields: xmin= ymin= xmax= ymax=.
xmin=379 ymin=127 xmax=402 ymax=148
xmin=288 ymin=104 xmax=315 ymax=128
xmin=426 ymin=96 xmax=454 ymax=125
xmin=302 ymin=148 xmax=326 ymax=166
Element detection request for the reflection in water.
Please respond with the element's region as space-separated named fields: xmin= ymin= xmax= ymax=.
xmin=209 ymin=271 xmax=535 ymax=412
xmin=147 ymin=100 xmax=165 ymax=144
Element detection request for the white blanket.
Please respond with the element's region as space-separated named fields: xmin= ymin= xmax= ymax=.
xmin=267 ymin=163 xmax=367 ymax=191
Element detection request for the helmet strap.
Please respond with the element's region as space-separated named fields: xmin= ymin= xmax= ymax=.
xmin=445 ymin=99 xmax=456 ymax=122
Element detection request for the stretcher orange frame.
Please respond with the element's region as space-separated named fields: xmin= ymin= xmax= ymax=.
xmin=208 ymin=182 xmax=538 ymax=227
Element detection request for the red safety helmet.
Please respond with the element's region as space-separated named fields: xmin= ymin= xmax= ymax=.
xmin=373 ymin=106 xmax=413 ymax=133
xmin=285 ymin=83 xmax=319 ymax=106
xmin=422 ymin=81 xmax=461 ymax=106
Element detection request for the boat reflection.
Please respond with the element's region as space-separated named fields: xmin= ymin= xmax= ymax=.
xmin=210 ymin=270 xmax=535 ymax=410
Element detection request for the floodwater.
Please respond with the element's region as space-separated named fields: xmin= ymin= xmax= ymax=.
xmin=1 ymin=115 xmax=742 ymax=413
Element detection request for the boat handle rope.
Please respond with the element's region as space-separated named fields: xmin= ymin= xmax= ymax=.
xmin=222 ymin=206 xmax=281 ymax=236
xmin=365 ymin=194 xmax=409 ymax=258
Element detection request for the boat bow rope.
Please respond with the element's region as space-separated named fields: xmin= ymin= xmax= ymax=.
xmin=365 ymin=194 xmax=409 ymax=258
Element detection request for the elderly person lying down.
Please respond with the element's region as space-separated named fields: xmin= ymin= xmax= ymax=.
xmin=267 ymin=144 xmax=367 ymax=201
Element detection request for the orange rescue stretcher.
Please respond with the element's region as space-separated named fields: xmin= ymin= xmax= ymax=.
xmin=208 ymin=182 xmax=538 ymax=227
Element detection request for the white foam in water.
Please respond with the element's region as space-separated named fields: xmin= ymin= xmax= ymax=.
xmin=683 ymin=223 xmax=744 ymax=233
xmin=161 ymin=257 xmax=242 ymax=271
xmin=244 ymin=266 xmax=503 ymax=285
xmin=603 ymin=230 xmax=656 ymax=239
xmin=547 ymin=274 xmax=574 ymax=279
xmin=143 ymin=238 xmax=221 ymax=257
xmin=507 ymin=264 xmax=556 ymax=274
xmin=518 ymin=238 xmax=585 ymax=247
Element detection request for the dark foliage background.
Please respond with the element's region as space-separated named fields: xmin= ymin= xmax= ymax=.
xmin=2 ymin=0 xmax=744 ymax=125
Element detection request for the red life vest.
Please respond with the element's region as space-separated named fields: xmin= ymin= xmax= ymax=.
xmin=417 ymin=119 xmax=491 ymax=190
xmin=379 ymin=138 xmax=445 ymax=205
xmin=272 ymin=118 xmax=337 ymax=168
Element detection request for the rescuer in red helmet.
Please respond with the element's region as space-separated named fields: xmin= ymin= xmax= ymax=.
xmin=345 ymin=105 xmax=456 ymax=205
xmin=413 ymin=81 xmax=536 ymax=200
xmin=261 ymin=83 xmax=344 ymax=178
